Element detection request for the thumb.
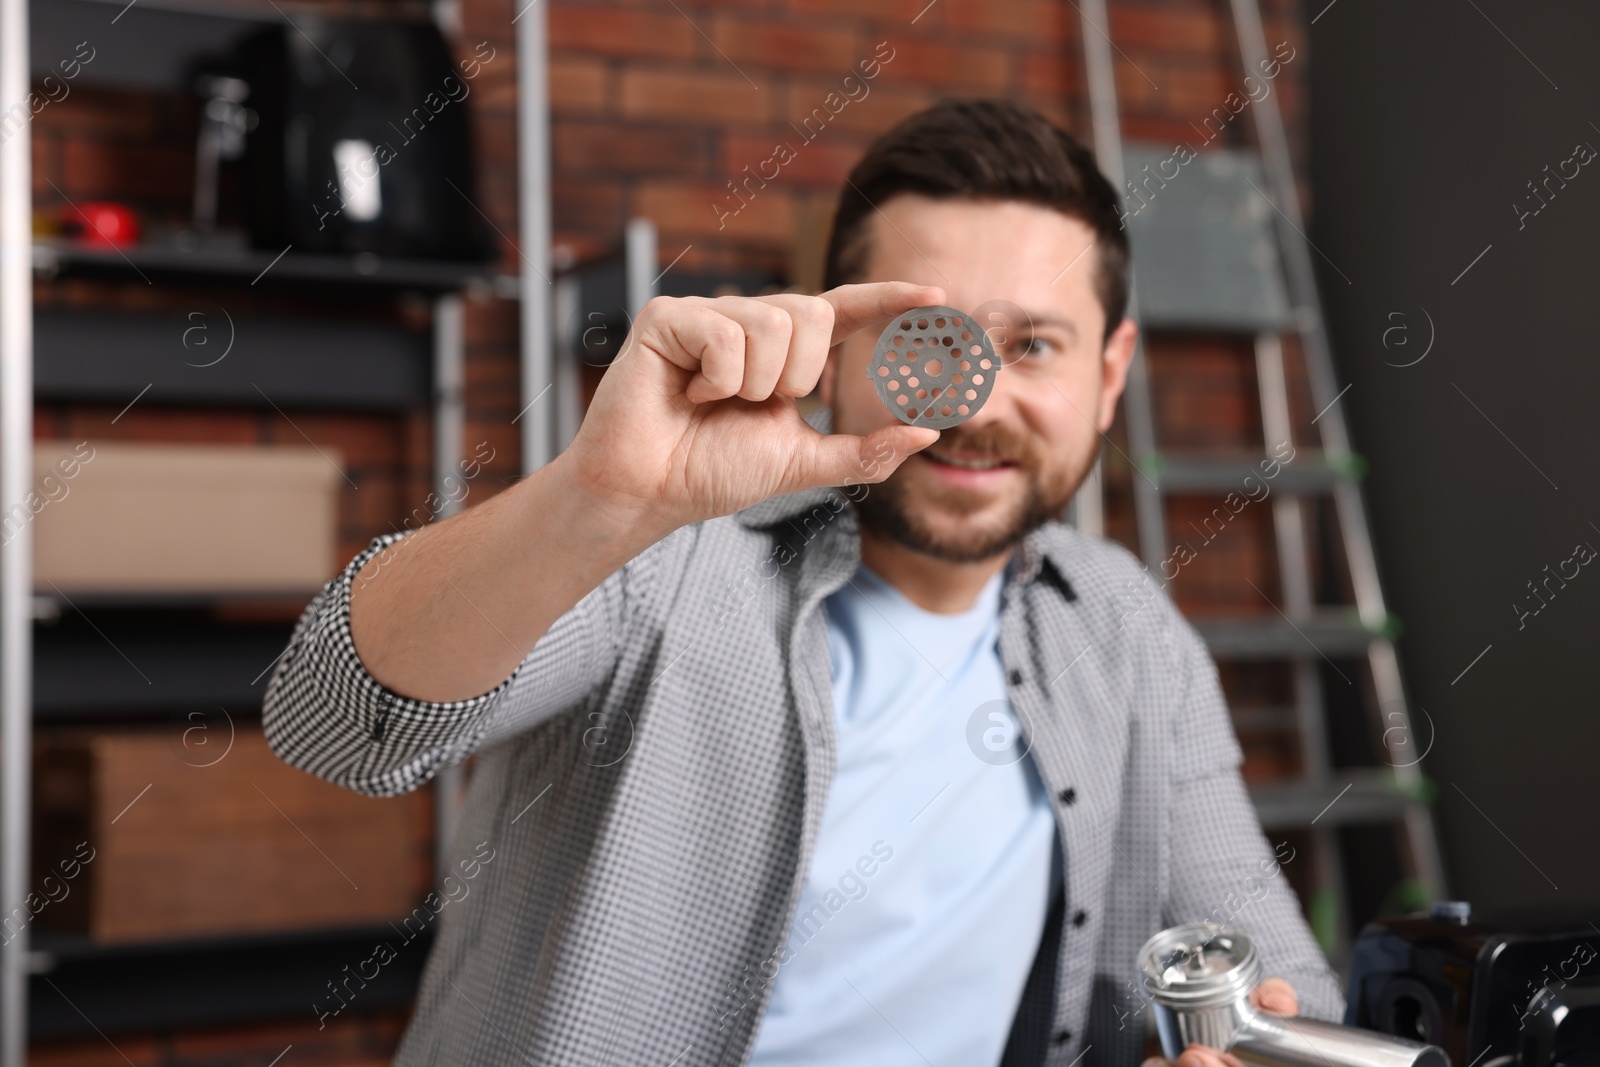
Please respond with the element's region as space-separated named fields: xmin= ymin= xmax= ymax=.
xmin=1251 ymin=977 xmax=1299 ymax=1017
xmin=789 ymin=423 xmax=940 ymax=493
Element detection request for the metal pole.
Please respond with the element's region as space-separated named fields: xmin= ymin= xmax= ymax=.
xmin=0 ymin=0 xmax=35 ymax=1056
xmin=432 ymin=294 xmax=465 ymax=519
xmin=1074 ymin=0 xmax=1164 ymax=562
xmin=551 ymin=275 xmax=581 ymax=454
xmin=623 ymin=216 xmax=656 ymax=319
xmin=516 ymin=0 xmax=553 ymax=476
xmin=431 ymin=293 xmax=465 ymax=876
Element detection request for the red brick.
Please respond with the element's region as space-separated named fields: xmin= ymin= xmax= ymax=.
xmin=720 ymin=132 xmax=865 ymax=188
xmin=1111 ymin=51 xmax=1176 ymax=113
xmin=59 ymin=138 xmax=190 ymax=204
xmin=261 ymin=412 xmax=404 ymax=471
xmin=473 ymin=166 xmax=521 ymax=237
xmin=463 ymin=298 xmax=520 ymax=347
xmin=33 ymin=87 xmax=159 ymax=140
xmin=346 ymin=465 xmax=406 ymax=528
xmin=1110 ymin=7 xmax=1225 ymax=54
xmin=553 ymin=177 xmax=626 ymax=233
xmin=636 ymin=179 xmax=797 ymax=244
xmin=30 ymin=136 xmax=60 ymax=199
xmin=710 ymin=17 xmax=860 ymax=75
xmin=65 ymin=406 xmax=261 ymax=445
xmin=1145 ymin=62 xmax=1239 ymax=122
xmin=782 ymin=77 xmax=934 ymax=136
xmin=463 ymin=354 xmax=519 ymax=397
xmin=1146 ymin=334 xmax=1262 ymax=450
xmin=598 ymin=0 xmax=767 ymax=9
xmin=1021 ymin=53 xmax=1076 ymax=96
xmin=618 ymin=67 xmax=773 ymax=125
xmin=1177 ymin=65 xmax=1248 ymax=123
xmin=32 ymin=406 xmax=66 ymax=439
xmin=459 ymin=423 xmax=520 ymax=478
xmin=1164 ymin=496 xmax=1277 ymax=615
xmin=462 ymin=47 xmax=516 ymax=101
xmin=550 ymin=56 xmax=611 ymax=114
xmin=26 ymin=1035 xmax=161 ymax=1067
xmin=1024 ymin=95 xmax=1077 ymax=136
xmin=783 ymin=0 xmax=928 ymax=19
xmin=944 ymin=0 xmax=1073 ymax=41
xmin=471 ymin=74 xmax=520 ymax=115
xmin=1124 ymin=116 xmax=1212 ymax=146
xmin=556 ymin=121 xmax=710 ymax=176
xmin=870 ymin=39 xmax=1010 ymax=92
xmin=655 ymin=239 xmax=714 ymax=276
xmin=551 ymin=6 xmax=697 ymax=60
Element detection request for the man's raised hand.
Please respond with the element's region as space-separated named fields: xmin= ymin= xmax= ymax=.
xmin=562 ymin=281 xmax=947 ymax=536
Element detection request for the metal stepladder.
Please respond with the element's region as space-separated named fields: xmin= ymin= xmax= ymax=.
xmin=1068 ymin=0 xmax=1447 ymax=966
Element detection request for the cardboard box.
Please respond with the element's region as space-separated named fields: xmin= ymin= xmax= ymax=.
xmin=29 ymin=441 xmax=342 ymax=594
xmin=32 ymin=726 xmax=432 ymax=943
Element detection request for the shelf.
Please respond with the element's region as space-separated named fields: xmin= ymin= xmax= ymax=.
xmin=36 ymin=306 xmax=433 ymax=411
xmin=35 ymin=612 xmax=297 ymax=718
xmin=29 ymin=923 xmax=432 ymax=1039
xmin=33 ymin=590 xmax=314 ymax=616
xmin=1148 ymin=452 xmax=1365 ymax=493
xmin=1192 ymin=610 xmax=1393 ymax=660
xmin=35 ymin=240 xmax=510 ymax=296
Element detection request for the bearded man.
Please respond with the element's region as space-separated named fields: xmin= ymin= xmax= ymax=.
xmin=264 ymin=97 xmax=1341 ymax=1067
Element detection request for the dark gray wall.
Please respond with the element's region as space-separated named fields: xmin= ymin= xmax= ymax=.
xmin=1308 ymin=1 xmax=1599 ymax=915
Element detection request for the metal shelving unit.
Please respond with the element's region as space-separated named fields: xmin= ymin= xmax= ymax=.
xmin=0 ymin=0 xmax=553 ymax=1058
xmin=27 ymin=925 xmax=433 ymax=1040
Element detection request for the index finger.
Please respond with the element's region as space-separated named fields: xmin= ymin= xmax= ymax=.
xmin=822 ymin=281 xmax=948 ymax=346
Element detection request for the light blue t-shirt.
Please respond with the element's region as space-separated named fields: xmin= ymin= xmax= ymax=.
xmin=747 ymin=562 xmax=1059 ymax=1067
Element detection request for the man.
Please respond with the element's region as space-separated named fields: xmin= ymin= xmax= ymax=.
xmin=263 ymin=98 xmax=1342 ymax=1066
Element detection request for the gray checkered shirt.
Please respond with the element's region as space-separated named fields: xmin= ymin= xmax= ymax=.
xmin=263 ymin=408 xmax=1343 ymax=1067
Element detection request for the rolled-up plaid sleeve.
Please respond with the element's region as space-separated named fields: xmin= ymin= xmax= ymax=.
xmin=261 ymin=528 xmax=655 ymax=797
xmin=1161 ymin=616 xmax=1346 ymax=1022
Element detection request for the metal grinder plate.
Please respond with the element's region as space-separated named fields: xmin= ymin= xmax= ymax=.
xmin=869 ymin=306 xmax=998 ymax=430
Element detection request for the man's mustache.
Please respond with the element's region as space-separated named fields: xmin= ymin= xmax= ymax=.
xmin=929 ymin=424 xmax=1039 ymax=468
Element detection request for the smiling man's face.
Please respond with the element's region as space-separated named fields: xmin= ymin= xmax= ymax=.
xmin=822 ymin=194 xmax=1138 ymax=563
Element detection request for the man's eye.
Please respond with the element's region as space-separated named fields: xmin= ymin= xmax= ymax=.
xmin=1017 ymin=337 xmax=1055 ymax=359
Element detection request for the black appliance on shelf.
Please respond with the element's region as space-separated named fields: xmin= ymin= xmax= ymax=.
xmin=234 ymin=18 xmax=492 ymax=261
xmin=1346 ymin=901 xmax=1600 ymax=1067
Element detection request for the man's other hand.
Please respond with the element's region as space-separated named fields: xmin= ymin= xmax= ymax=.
xmin=1138 ymin=978 xmax=1297 ymax=1067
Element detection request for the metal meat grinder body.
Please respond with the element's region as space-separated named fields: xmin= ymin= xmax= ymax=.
xmin=1138 ymin=923 xmax=1451 ymax=1067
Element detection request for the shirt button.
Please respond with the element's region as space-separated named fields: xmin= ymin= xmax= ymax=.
xmin=1057 ymin=787 xmax=1076 ymax=805
xmin=1008 ymin=668 xmax=1024 ymax=686
xmin=1053 ymin=1029 xmax=1072 ymax=1045
xmin=1072 ymin=909 xmax=1087 ymax=928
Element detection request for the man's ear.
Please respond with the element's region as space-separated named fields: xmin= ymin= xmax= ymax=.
xmin=818 ymin=342 xmax=840 ymax=407
xmin=1096 ymin=318 xmax=1139 ymax=432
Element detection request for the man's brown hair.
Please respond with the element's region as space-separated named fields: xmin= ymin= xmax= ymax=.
xmin=822 ymin=98 xmax=1130 ymax=340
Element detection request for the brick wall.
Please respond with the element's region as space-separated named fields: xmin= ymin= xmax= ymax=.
xmin=540 ymin=0 xmax=1306 ymax=271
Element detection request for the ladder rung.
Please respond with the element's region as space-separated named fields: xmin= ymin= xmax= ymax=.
xmin=1250 ymin=770 xmax=1429 ymax=830
xmin=1194 ymin=612 xmax=1383 ymax=659
xmin=1148 ymin=453 xmax=1362 ymax=494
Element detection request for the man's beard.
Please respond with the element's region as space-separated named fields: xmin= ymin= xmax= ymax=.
xmin=851 ymin=421 xmax=1097 ymax=564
